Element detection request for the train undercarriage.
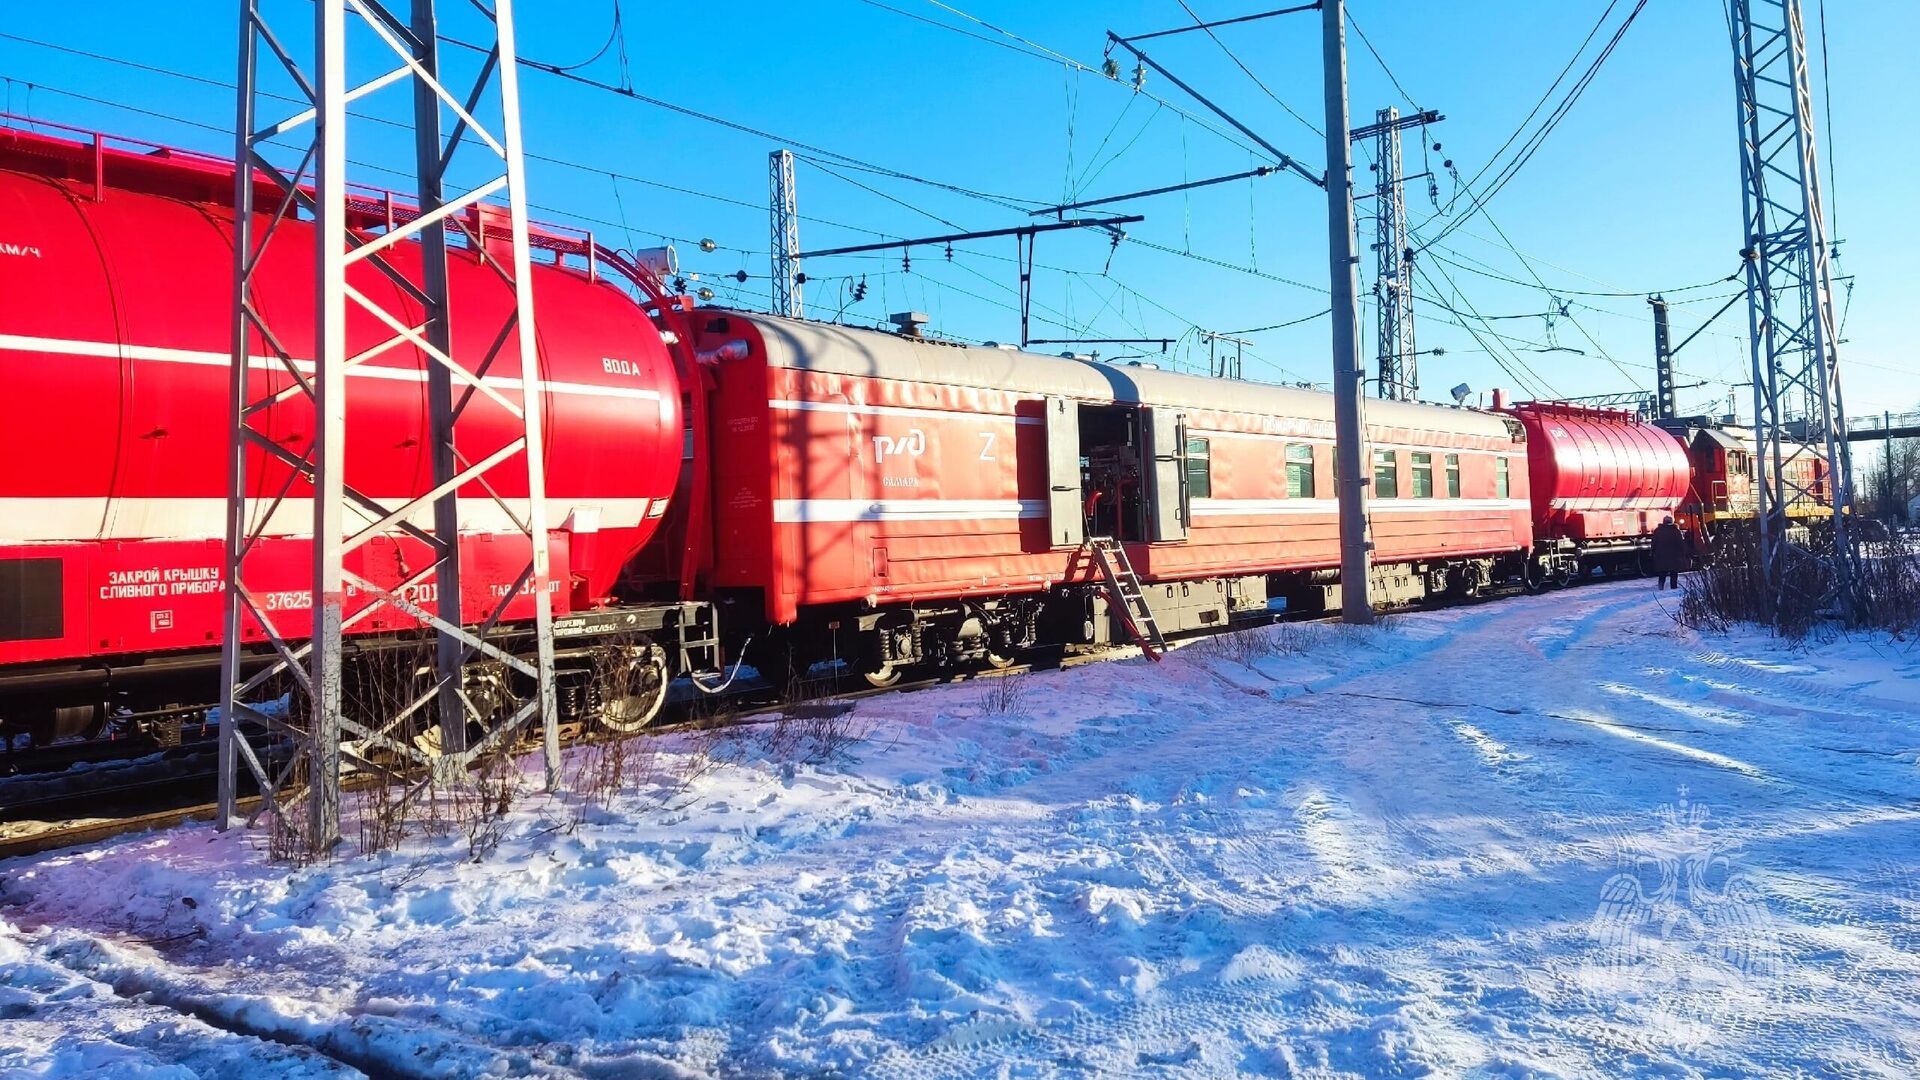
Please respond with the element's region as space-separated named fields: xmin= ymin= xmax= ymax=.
xmin=6 ymin=532 xmax=1697 ymax=756
xmin=0 ymin=601 xmax=720 ymax=751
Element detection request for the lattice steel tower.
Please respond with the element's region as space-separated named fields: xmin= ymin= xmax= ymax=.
xmin=219 ymin=0 xmax=559 ymax=851
xmin=1371 ymin=107 xmax=1417 ymax=401
xmin=1729 ymin=0 xmax=1855 ymax=614
xmin=770 ymin=149 xmax=802 ymax=318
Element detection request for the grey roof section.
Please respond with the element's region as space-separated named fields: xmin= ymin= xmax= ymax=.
xmin=724 ymin=311 xmax=1516 ymax=441
xmin=1695 ymin=426 xmax=1749 ymax=452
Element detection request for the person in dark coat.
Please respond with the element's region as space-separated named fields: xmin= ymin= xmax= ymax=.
xmin=1650 ymin=515 xmax=1689 ymax=590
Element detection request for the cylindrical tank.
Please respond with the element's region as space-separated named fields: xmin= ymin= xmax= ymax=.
xmin=0 ymin=126 xmax=680 ymax=604
xmin=1503 ymin=402 xmax=1690 ymax=543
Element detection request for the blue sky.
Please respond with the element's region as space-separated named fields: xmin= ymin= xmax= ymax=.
xmin=2 ymin=1 xmax=1913 ymax=414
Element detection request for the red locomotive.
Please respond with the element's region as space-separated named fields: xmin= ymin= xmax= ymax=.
xmin=1656 ymin=415 xmax=1834 ymax=550
xmin=1 ymin=122 xmax=1734 ymax=745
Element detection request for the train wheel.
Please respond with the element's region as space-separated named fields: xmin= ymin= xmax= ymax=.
xmin=30 ymin=703 xmax=105 ymax=746
xmin=984 ymin=649 xmax=1019 ymax=671
xmin=596 ymin=645 xmax=670 ymax=734
xmin=861 ymin=663 xmax=905 ymax=689
xmin=1523 ymin=562 xmax=1548 ymax=594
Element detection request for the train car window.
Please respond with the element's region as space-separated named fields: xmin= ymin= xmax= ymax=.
xmin=1372 ymin=449 xmax=1398 ymax=499
xmin=1496 ymin=457 xmax=1511 ymax=499
xmin=1185 ymin=437 xmax=1212 ymax=499
xmin=1286 ymin=444 xmax=1315 ymax=498
xmin=1445 ymin=453 xmax=1461 ymax=497
xmin=1411 ymin=452 xmax=1434 ymax=498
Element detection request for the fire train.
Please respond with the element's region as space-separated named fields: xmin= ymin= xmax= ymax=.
xmin=0 ymin=122 xmax=1787 ymax=747
xmin=1655 ymin=415 xmax=1834 ymax=548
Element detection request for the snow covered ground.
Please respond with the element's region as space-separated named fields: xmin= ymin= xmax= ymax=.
xmin=4 ymin=580 xmax=1919 ymax=1078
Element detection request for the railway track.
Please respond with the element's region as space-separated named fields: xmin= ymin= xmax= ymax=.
xmin=0 ymin=586 xmax=1571 ymax=862
xmin=0 ymin=636 xmax=1189 ymax=861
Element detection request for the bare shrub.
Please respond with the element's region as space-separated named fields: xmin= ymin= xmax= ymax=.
xmin=976 ymin=671 xmax=1029 ymax=715
xmin=1854 ymin=532 xmax=1920 ymax=637
xmin=1186 ymin=622 xmax=1308 ymax=668
xmin=565 ymin=729 xmax=659 ymax=827
xmin=354 ymin=766 xmax=408 ymax=856
xmin=456 ymin=748 xmax=522 ymax=861
xmin=263 ymin=803 xmax=317 ymax=866
xmin=763 ymin=703 xmax=872 ymax=766
xmin=334 ymin=644 xmax=439 ymax=857
xmin=1679 ymin=528 xmax=1920 ymax=639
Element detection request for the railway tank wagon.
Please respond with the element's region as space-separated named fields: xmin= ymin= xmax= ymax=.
xmin=691 ymin=312 xmax=1533 ymax=683
xmin=1500 ymin=399 xmax=1691 ymax=584
xmin=0 ymin=124 xmax=704 ymax=744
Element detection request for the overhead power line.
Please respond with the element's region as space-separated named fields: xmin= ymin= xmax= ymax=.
xmin=1220 ymin=308 xmax=1332 ymax=335
xmin=0 ymin=31 xmax=914 ymax=245
xmin=1345 ymin=9 xmax=1422 ymax=112
xmin=1172 ymin=0 xmax=1324 ymax=138
xmin=434 ymin=30 xmax=1053 ymax=216
xmin=1428 ymin=250 xmax=1739 ymax=299
xmin=851 ymin=0 xmax=1286 ymax=166
xmin=1416 ymin=0 xmax=1649 ymax=251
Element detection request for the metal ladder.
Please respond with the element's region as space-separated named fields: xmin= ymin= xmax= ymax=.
xmin=1087 ymin=537 xmax=1166 ymax=661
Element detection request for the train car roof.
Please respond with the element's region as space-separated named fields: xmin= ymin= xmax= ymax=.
xmin=717 ymin=310 xmax=1516 ymax=441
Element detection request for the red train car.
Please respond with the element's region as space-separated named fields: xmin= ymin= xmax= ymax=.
xmin=1656 ymin=415 xmax=1834 ymax=548
xmin=0 ymin=123 xmax=706 ymax=742
xmin=691 ymin=313 xmax=1532 ymax=682
xmin=1499 ymin=400 xmax=1691 ymax=584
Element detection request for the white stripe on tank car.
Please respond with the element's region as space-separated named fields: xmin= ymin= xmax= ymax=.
xmin=0 ymin=333 xmax=663 ymax=401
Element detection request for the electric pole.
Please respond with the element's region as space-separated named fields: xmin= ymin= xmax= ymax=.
xmin=770 ymin=149 xmax=802 ymax=318
xmin=1729 ymin=0 xmax=1855 ymax=618
xmin=1322 ymin=0 xmax=1372 ymax=624
xmin=1650 ymin=295 xmax=1676 ymax=419
xmin=221 ymin=0 xmax=560 ymax=851
xmin=1372 ymin=106 xmax=1416 ymax=401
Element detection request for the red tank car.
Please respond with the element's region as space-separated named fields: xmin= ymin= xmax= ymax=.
xmin=0 ymin=123 xmax=693 ymax=741
xmin=694 ymin=312 xmax=1532 ymax=683
xmin=1500 ymin=399 xmax=1690 ymax=583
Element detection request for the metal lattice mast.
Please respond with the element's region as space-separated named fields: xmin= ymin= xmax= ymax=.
xmin=1728 ymin=0 xmax=1854 ymax=613
xmin=770 ymin=149 xmax=802 ymax=318
xmin=219 ymin=0 xmax=560 ymax=852
xmin=1372 ymin=106 xmax=1416 ymax=401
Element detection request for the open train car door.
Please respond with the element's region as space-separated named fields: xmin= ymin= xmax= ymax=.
xmin=1143 ymin=407 xmax=1190 ymax=542
xmin=1045 ymin=396 xmax=1083 ymax=548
